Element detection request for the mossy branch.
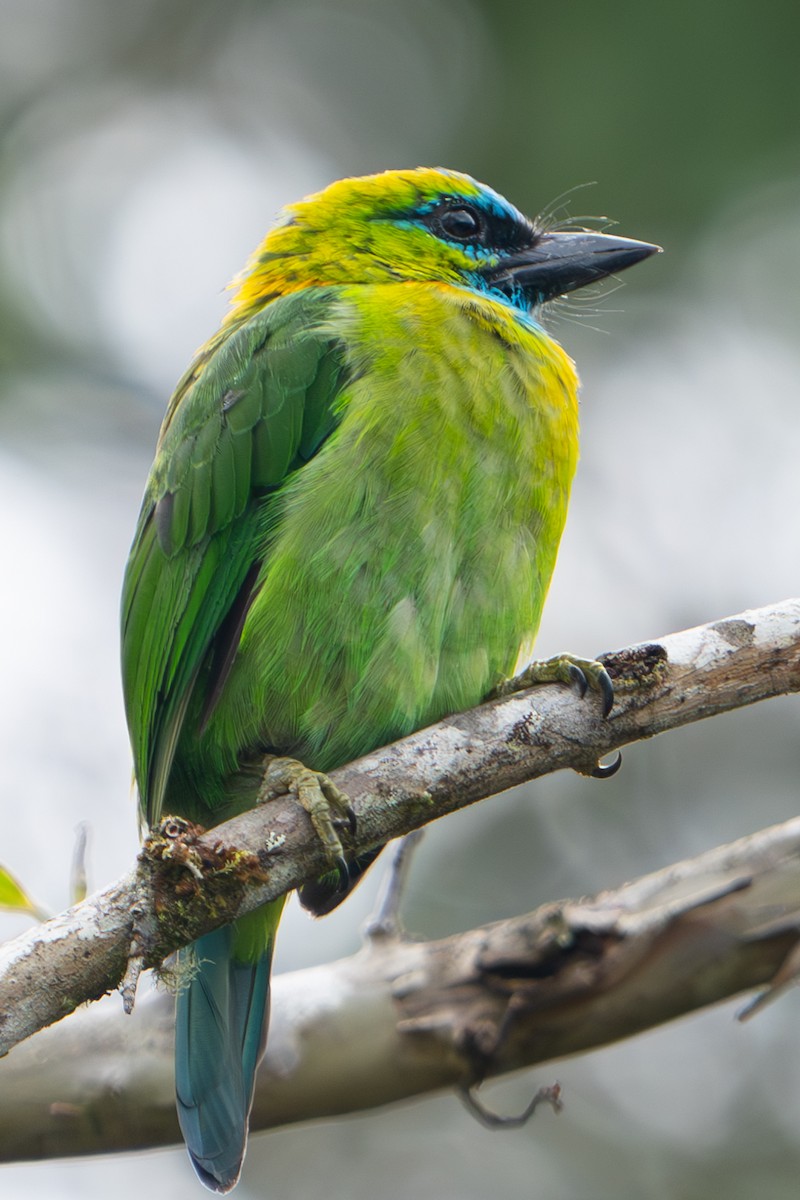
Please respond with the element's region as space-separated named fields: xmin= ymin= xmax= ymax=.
xmin=2 ymin=814 xmax=800 ymax=1162
xmin=0 ymin=598 xmax=798 ymax=1063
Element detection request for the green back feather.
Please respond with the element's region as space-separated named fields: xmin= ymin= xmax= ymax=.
xmin=121 ymin=288 xmax=346 ymax=825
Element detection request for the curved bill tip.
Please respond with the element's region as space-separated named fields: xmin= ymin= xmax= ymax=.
xmin=570 ymin=232 xmax=661 ymax=276
xmin=483 ymin=229 xmax=662 ymax=305
xmin=605 ymin=235 xmax=662 ymax=266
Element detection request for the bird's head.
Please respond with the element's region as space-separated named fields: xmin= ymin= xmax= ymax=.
xmin=228 ymin=167 xmax=658 ymax=321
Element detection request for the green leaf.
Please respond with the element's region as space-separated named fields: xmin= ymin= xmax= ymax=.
xmin=0 ymin=865 xmax=48 ymax=920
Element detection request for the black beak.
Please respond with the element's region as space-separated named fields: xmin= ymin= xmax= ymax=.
xmin=482 ymin=230 xmax=660 ymax=306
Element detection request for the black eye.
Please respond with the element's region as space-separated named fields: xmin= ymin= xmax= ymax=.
xmin=437 ymin=205 xmax=482 ymax=241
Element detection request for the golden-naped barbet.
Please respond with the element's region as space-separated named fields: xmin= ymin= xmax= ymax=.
xmin=121 ymin=167 xmax=657 ymax=1190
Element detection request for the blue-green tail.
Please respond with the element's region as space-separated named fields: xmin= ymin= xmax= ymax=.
xmin=175 ymin=906 xmax=281 ymax=1192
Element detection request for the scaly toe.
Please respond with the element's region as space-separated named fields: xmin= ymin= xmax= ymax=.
xmin=257 ymin=755 xmax=354 ymax=867
xmin=492 ymin=653 xmax=615 ymax=716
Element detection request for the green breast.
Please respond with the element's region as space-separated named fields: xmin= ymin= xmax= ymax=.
xmin=202 ymin=282 xmax=579 ymax=779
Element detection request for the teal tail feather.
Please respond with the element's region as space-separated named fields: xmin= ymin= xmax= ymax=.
xmin=175 ymin=918 xmax=275 ymax=1193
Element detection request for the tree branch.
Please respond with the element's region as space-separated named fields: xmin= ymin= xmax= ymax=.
xmin=2 ymin=812 xmax=800 ymax=1162
xmin=1 ymin=598 xmax=798 ymax=1059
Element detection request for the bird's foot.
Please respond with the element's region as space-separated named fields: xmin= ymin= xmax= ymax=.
xmin=489 ymin=653 xmax=621 ymax=779
xmin=490 ymin=652 xmax=615 ymax=717
xmin=257 ymin=755 xmax=356 ymax=878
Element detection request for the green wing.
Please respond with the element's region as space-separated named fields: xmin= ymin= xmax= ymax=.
xmin=121 ymin=288 xmax=347 ymax=826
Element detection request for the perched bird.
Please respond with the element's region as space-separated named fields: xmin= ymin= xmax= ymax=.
xmin=121 ymin=167 xmax=657 ymax=1191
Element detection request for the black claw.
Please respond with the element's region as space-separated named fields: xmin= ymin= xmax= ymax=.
xmin=598 ymin=669 xmax=615 ymax=718
xmin=333 ymin=805 xmax=358 ymax=836
xmin=591 ymin=751 xmax=622 ymax=779
xmin=567 ymin=663 xmax=588 ymax=698
xmin=334 ymin=855 xmax=350 ymax=892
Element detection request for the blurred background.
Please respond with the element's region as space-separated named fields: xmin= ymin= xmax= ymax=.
xmin=1 ymin=0 xmax=799 ymax=1196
